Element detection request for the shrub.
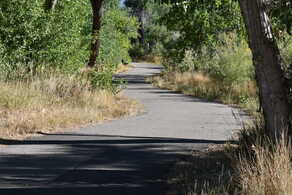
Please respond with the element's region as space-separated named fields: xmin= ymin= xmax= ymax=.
xmin=99 ymin=6 xmax=138 ymax=67
xmin=0 ymin=0 xmax=138 ymax=90
xmin=0 ymin=0 xmax=91 ymax=72
xmin=164 ymin=33 xmax=254 ymax=86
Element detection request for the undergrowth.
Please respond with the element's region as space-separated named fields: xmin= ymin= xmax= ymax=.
xmin=236 ymin=138 xmax=292 ymax=195
xmin=0 ymin=74 xmax=141 ymax=139
xmin=167 ymin=122 xmax=292 ymax=195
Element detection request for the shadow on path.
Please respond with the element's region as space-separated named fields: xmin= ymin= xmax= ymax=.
xmin=0 ymin=63 xmax=241 ymax=195
xmin=0 ymin=135 xmax=233 ymax=195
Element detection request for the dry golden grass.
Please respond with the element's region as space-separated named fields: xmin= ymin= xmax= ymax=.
xmin=0 ymin=76 xmax=141 ymax=139
xmin=137 ymin=55 xmax=162 ymax=64
xmin=150 ymin=71 xmax=257 ymax=107
xmin=236 ymin=140 xmax=292 ymax=195
xmin=235 ymin=123 xmax=292 ymax=195
xmin=167 ymin=132 xmax=292 ymax=195
xmin=115 ymin=63 xmax=133 ymax=73
xmin=79 ymin=63 xmax=132 ymax=75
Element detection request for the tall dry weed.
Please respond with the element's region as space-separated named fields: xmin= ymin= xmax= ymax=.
xmin=237 ymin=140 xmax=292 ymax=195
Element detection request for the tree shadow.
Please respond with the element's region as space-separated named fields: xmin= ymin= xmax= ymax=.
xmin=167 ymin=146 xmax=234 ymax=195
xmin=0 ymin=135 xmax=234 ymax=195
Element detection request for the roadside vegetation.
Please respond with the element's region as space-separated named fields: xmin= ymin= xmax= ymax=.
xmin=0 ymin=75 xmax=140 ymax=139
xmin=150 ymin=33 xmax=259 ymax=115
xmin=125 ymin=0 xmax=292 ymax=194
xmin=167 ymin=121 xmax=292 ymax=195
xmin=0 ymin=0 xmax=140 ymax=138
xmin=1 ymin=0 xmax=292 ymax=194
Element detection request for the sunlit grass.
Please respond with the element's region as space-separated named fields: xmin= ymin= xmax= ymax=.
xmin=150 ymin=71 xmax=257 ymax=112
xmin=0 ymin=75 xmax=141 ymax=138
xmin=237 ymin=142 xmax=292 ymax=195
xmin=235 ymin=121 xmax=292 ymax=195
xmin=115 ymin=63 xmax=133 ymax=73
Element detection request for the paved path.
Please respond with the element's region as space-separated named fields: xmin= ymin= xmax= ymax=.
xmin=0 ymin=63 xmax=244 ymax=195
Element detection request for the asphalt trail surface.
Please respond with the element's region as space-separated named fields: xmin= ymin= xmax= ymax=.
xmin=0 ymin=63 xmax=245 ymax=195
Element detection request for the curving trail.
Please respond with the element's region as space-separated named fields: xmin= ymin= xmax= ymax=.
xmin=0 ymin=63 xmax=244 ymax=195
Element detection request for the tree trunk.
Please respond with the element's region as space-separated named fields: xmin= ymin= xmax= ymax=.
xmin=87 ymin=0 xmax=103 ymax=68
xmin=44 ymin=0 xmax=58 ymax=10
xmin=239 ymin=0 xmax=291 ymax=141
xmin=137 ymin=8 xmax=145 ymax=45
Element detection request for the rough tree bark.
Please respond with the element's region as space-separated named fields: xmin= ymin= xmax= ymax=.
xmin=87 ymin=0 xmax=103 ymax=68
xmin=239 ymin=0 xmax=291 ymax=141
xmin=44 ymin=0 xmax=58 ymax=10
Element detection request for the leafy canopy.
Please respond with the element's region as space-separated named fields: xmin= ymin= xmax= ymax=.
xmin=158 ymin=0 xmax=243 ymax=61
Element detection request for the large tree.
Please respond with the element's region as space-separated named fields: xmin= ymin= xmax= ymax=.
xmin=239 ymin=0 xmax=291 ymax=140
xmin=87 ymin=0 xmax=104 ymax=68
xmin=159 ymin=0 xmax=292 ymax=141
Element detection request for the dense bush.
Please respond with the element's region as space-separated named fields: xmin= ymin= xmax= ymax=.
xmin=164 ymin=33 xmax=254 ymax=86
xmin=160 ymin=0 xmax=244 ymax=62
xmin=0 ymin=0 xmax=138 ymax=90
xmin=100 ymin=3 xmax=138 ymax=68
xmin=0 ymin=0 xmax=91 ymax=75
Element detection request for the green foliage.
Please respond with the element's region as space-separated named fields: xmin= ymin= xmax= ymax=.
xmin=160 ymin=0 xmax=244 ymax=61
xmin=0 ymin=0 xmax=91 ymax=73
xmin=279 ymin=35 xmax=292 ymax=66
xmin=143 ymin=1 xmax=171 ymax=56
xmin=126 ymin=0 xmax=172 ymax=59
xmin=84 ymin=69 xmax=125 ymax=94
xmin=99 ymin=4 xmax=139 ymax=67
xmin=165 ymin=33 xmax=254 ymax=86
xmin=89 ymin=0 xmax=138 ymax=91
xmin=270 ymin=0 xmax=292 ymax=35
xmin=208 ymin=34 xmax=253 ymax=85
xmin=124 ymin=0 xmax=148 ymax=12
xmin=0 ymin=0 xmax=138 ymax=91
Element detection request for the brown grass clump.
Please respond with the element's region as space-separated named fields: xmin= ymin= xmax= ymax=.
xmin=229 ymin=121 xmax=292 ymax=195
xmin=0 ymin=76 xmax=141 ymax=139
xmin=236 ymin=140 xmax=292 ymax=195
xmin=167 ymin=124 xmax=292 ymax=195
xmin=234 ymin=122 xmax=292 ymax=195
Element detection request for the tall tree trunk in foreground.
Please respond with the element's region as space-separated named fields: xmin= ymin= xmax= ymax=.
xmin=239 ymin=0 xmax=291 ymax=141
xmin=87 ymin=0 xmax=103 ymax=68
xmin=44 ymin=0 xmax=58 ymax=10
